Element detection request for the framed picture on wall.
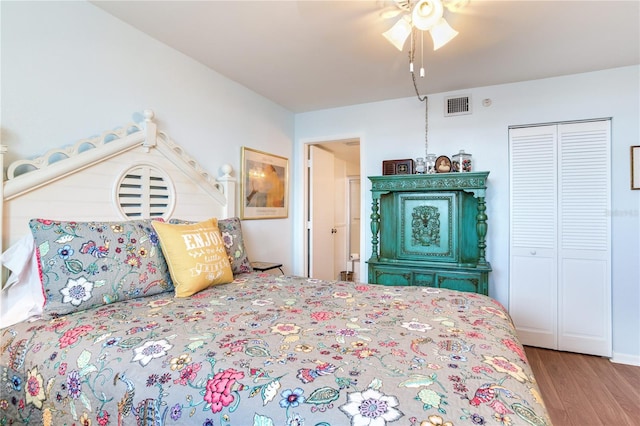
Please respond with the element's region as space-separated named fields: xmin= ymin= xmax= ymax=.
xmin=241 ymin=147 xmax=289 ymax=219
xmin=632 ymin=145 xmax=640 ymax=190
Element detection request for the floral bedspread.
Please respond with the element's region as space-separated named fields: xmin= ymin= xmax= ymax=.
xmin=1 ymin=273 xmax=551 ymax=426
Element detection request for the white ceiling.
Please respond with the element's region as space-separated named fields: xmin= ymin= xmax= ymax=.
xmin=92 ymin=0 xmax=639 ymax=114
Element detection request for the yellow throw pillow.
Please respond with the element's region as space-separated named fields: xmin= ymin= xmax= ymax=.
xmin=152 ymin=218 xmax=233 ymax=297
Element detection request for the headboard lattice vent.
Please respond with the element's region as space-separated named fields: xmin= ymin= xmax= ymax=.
xmin=115 ymin=164 xmax=175 ymax=219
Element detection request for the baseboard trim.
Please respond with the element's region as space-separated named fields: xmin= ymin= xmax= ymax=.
xmin=611 ymin=352 xmax=640 ymax=366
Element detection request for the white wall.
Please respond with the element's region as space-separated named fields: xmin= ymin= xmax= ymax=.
xmin=294 ymin=66 xmax=640 ymax=364
xmin=1 ymin=1 xmax=295 ymax=270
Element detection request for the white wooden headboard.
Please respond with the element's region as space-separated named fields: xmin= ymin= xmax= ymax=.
xmin=1 ymin=110 xmax=236 ymax=277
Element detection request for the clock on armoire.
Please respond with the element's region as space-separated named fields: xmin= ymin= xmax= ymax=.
xmin=367 ymin=172 xmax=491 ymax=295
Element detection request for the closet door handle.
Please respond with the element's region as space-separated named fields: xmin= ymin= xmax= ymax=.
xmin=331 ymin=228 xmax=337 ymax=234
xmin=530 ymin=250 xmax=537 ymax=255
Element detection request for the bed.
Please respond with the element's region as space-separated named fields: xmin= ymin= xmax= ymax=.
xmin=0 ymin=111 xmax=551 ymax=426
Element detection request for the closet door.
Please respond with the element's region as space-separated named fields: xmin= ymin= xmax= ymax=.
xmin=509 ymin=120 xmax=611 ymax=357
xmin=557 ymin=121 xmax=611 ymax=356
xmin=509 ymin=125 xmax=558 ymax=349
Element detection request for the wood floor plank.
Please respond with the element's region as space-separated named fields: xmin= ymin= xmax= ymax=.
xmin=584 ymin=356 xmax=640 ymax=425
xmin=532 ymin=348 xmax=582 ymax=425
xmin=524 ymin=346 xmax=640 ymax=426
xmin=566 ymin=351 xmax=621 ymax=425
xmin=550 ymin=350 xmax=601 ymax=425
xmin=523 ymin=348 xmax=564 ymax=421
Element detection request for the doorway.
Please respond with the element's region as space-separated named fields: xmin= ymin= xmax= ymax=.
xmin=305 ymin=139 xmax=360 ymax=280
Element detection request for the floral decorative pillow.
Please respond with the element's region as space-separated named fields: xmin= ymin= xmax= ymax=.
xmin=217 ymin=217 xmax=253 ymax=274
xmin=29 ymin=218 xmax=173 ymax=317
xmin=169 ymin=217 xmax=253 ymax=275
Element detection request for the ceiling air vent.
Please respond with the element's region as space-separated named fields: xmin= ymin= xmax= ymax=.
xmin=445 ymin=95 xmax=472 ymax=117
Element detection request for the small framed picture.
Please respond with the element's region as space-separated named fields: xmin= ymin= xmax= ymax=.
xmin=632 ymin=145 xmax=640 ymax=190
xmin=241 ymin=147 xmax=288 ymax=219
xmin=435 ymin=155 xmax=452 ymax=173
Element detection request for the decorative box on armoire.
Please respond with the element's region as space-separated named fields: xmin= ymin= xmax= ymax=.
xmin=367 ymin=172 xmax=491 ymax=295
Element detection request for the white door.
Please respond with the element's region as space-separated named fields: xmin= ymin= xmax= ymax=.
xmin=509 ymin=120 xmax=611 ymax=357
xmin=557 ymin=121 xmax=611 ymax=356
xmin=309 ymin=145 xmax=336 ymax=280
xmin=509 ymin=125 xmax=559 ymax=349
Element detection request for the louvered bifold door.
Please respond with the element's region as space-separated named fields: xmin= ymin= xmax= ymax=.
xmin=509 ymin=125 xmax=559 ymax=349
xmin=509 ymin=120 xmax=611 ymax=356
xmin=557 ymin=120 xmax=611 ymax=357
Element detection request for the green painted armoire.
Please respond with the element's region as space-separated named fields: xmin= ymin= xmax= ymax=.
xmin=367 ymin=172 xmax=491 ymax=295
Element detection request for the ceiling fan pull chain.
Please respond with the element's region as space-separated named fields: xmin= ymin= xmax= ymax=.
xmin=424 ymin=96 xmax=429 ymax=157
xmin=420 ymin=30 xmax=425 ymax=78
xmin=408 ymin=26 xmax=429 ymax=157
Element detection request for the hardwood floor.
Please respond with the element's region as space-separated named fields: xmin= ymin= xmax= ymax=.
xmin=524 ymin=346 xmax=640 ymax=426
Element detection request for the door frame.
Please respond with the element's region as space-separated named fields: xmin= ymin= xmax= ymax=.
xmin=302 ymin=139 xmax=361 ymax=279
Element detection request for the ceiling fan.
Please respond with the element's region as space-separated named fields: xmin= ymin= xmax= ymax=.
xmin=381 ymin=0 xmax=469 ymax=51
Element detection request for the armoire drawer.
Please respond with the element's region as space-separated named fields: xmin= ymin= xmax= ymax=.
xmin=370 ymin=265 xmax=436 ymax=286
xmin=369 ymin=266 xmax=413 ymax=286
xmin=435 ymin=271 xmax=487 ymax=295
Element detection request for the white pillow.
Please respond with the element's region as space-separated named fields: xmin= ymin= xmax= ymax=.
xmin=0 ymin=234 xmax=44 ymax=328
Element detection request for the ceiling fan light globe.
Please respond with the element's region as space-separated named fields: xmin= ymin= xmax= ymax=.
xmin=412 ymin=0 xmax=444 ymax=31
xmin=430 ymin=18 xmax=458 ymax=50
xmin=382 ymin=16 xmax=412 ymax=51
